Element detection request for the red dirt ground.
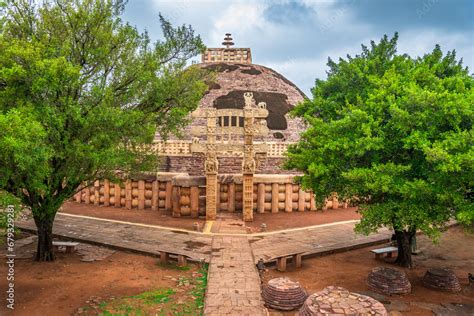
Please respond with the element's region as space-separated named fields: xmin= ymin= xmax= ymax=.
xmin=0 ymin=243 xmax=200 ymax=316
xmin=262 ymin=226 xmax=474 ymax=315
xmin=60 ymin=201 xmax=360 ymax=232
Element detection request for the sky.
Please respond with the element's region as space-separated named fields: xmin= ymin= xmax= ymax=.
xmin=122 ymin=0 xmax=474 ymax=96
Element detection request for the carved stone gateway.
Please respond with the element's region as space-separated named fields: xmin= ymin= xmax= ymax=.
xmin=190 ymin=92 xmax=269 ymax=221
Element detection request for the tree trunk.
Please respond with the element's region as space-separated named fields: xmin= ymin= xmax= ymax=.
xmin=394 ymin=230 xmax=415 ymax=268
xmin=34 ymin=216 xmax=55 ymax=261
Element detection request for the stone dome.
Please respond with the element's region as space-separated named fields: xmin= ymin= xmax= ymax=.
xmin=154 ymin=36 xmax=308 ymax=175
xmin=182 ymin=62 xmax=307 ymax=143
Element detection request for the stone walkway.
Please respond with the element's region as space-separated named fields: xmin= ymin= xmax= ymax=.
xmin=16 ymin=213 xmax=213 ymax=262
xmin=204 ymin=235 xmax=266 ymax=315
xmin=204 ymin=216 xmax=266 ymax=315
xmin=249 ymin=221 xmax=391 ymax=264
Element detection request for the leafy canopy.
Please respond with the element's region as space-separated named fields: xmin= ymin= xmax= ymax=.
xmin=0 ymin=0 xmax=209 ymax=219
xmin=286 ymin=33 xmax=473 ymax=238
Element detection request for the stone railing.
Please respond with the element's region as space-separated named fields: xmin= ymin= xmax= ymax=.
xmin=151 ymin=141 xmax=292 ymax=158
xmin=72 ymin=173 xmax=349 ymax=218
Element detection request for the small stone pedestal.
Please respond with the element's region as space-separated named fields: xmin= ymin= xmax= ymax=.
xmin=262 ymin=277 xmax=307 ymax=311
xmin=299 ymin=286 xmax=387 ymax=315
xmin=367 ymin=266 xmax=411 ymax=295
xmin=423 ymin=268 xmax=461 ymax=292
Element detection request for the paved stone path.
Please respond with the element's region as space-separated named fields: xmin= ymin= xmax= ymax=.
xmin=16 ymin=213 xmax=213 ymax=262
xmin=204 ymin=216 xmax=266 ymax=315
xmin=204 ymin=235 xmax=266 ymax=315
xmin=250 ymin=221 xmax=391 ymax=264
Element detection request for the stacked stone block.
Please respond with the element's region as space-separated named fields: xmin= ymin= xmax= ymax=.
xmin=367 ymin=266 xmax=411 ymax=295
xmin=423 ymin=268 xmax=461 ymax=292
xmin=262 ymin=277 xmax=307 ymax=311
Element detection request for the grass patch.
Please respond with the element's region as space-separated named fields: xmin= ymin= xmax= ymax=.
xmin=131 ymin=288 xmax=176 ymax=305
xmin=79 ymin=264 xmax=209 ymax=316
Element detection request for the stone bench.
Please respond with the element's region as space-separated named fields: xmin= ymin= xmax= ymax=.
xmin=371 ymin=246 xmax=398 ymax=259
xmin=267 ymin=251 xmax=305 ymax=272
xmin=52 ymin=241 xmax=79 ymax=253
xmin=158 ymin=249 xmax=193 ymax=267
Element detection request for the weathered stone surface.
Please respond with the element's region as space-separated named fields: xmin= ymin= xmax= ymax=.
xmin=423 ymin=268 xmax=461 ymax=292
xmin=263 ymin=277 xmax=307 ymax=311
xmin=299 ymin=286 xmax=388 ymax=316
xmin=367 ymin=266 xmax=412 ymax=295
xmin=171 ymin=175 xmax=206 ymax=187
xmin=204 ymin=234 xmax=267 ymax=315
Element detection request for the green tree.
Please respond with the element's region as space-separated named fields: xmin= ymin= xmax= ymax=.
xmin=286 ymin=33 xmax=473 ymax=268
xmin=0 ymin=0 xmax=208 ymax=261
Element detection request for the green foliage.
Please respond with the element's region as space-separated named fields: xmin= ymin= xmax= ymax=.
xmin=0 ymin=0 xmax=209 ymax=224
xmin=287 ymin=33 xmax=473 ymax=239
xmin=0 ymin=190 xmax=21 ymax=240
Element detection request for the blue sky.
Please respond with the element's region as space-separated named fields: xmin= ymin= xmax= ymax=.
xmin=122 ymin=0 xmax=474 ymax=95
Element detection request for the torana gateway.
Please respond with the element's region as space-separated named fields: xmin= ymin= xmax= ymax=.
xmin=73 ymin=35 xmax=348 ymax=220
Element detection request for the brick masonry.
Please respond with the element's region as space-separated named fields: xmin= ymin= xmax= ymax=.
xmin=159 ymin=156 xmax=300 ymax=176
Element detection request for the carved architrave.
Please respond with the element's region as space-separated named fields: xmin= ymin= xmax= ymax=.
xmin=191 ymin=125 xmax=268 ymax=137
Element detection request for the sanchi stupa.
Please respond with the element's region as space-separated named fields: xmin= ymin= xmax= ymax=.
xmin=155 ymin=33 xmax=307 ymax=175
xmin=73 ymin=34 xmax=348 ymax=221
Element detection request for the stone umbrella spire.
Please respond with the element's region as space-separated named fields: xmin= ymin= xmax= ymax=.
xmin=222 ymin=33 xmax=234 ymax=48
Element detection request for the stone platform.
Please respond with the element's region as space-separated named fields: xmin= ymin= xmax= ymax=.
xmin=299 ymin=286 xmax=388 ymax=315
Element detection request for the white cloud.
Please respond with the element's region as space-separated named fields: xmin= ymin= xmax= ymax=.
xmin=133 ymin=0 xmax=474 ymax=95
xmin=397 ymin=29 xmax=474 ymax=67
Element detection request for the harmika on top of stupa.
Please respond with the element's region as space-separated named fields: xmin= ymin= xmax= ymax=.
xmin=201 ymin=33 xmax=252 ymax=64
xmin=155 ymin=34 xmax=307 ymax=175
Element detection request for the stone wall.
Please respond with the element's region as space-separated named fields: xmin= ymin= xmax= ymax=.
xmin=159 ymin=156 xmax=300 ymax=176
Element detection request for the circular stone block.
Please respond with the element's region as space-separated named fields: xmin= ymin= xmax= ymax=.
xmin=299 ymin=286 xmax=388 ymax=316
xmin=367 ymin=266 xmax=411 ymax=295
xmin=262 ymin=277 xmax=307 ymax=311
xmin=423 ymin=268 xmax=461 ymax=292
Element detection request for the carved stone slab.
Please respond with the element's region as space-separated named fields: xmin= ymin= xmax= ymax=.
xmin=192 ymin=108 xmax=269 ymax=118
xmin=190 ymin=143 xmax=268 ymax=156
xmin=190 ymin=125 xmax=269 ymax=137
